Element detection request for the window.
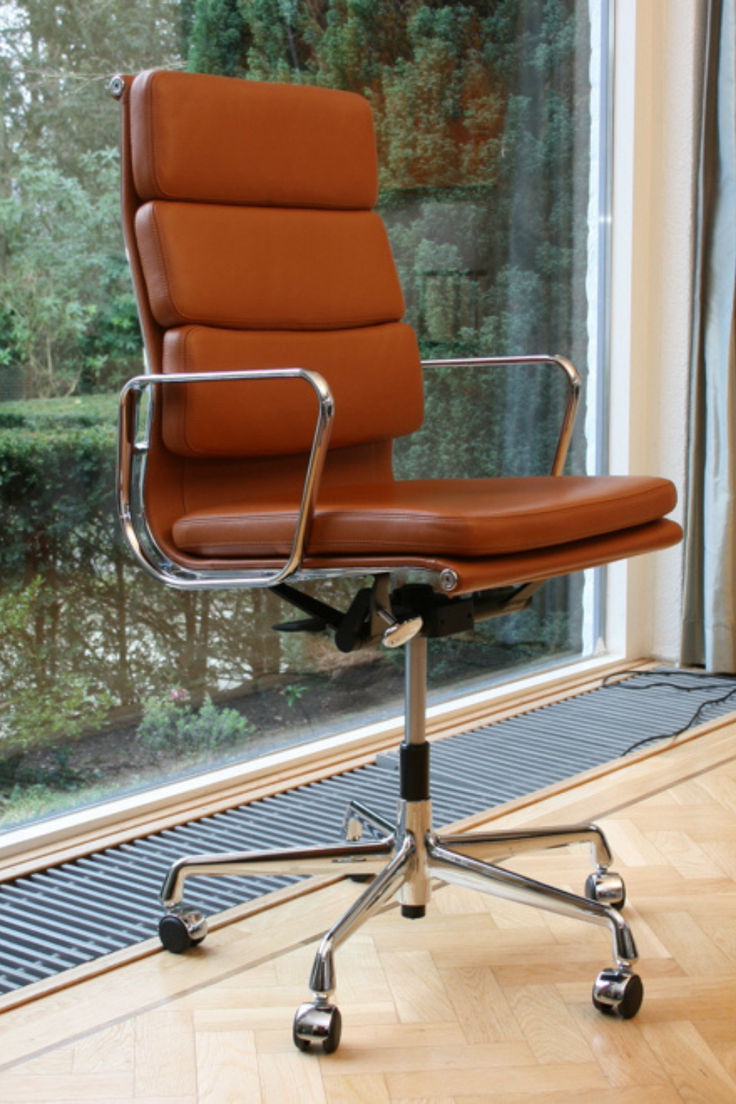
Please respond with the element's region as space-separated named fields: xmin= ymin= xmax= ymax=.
xmin=0 ymin=0 xmax=611 ymax=831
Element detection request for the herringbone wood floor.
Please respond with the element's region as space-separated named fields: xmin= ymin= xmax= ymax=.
xmin=1 ymin=717 xmax=735 ymax=1102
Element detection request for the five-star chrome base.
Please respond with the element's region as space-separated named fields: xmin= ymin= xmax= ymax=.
xmin=157 ymin=636 xmax=644 ymax=1053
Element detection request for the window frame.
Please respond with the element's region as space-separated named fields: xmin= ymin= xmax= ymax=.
xmin=605 ymin=0 xmax=697 ymax=662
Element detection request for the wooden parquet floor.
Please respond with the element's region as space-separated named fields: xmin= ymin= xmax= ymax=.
xmin=1 ymin=719 xmax=735 ymax=1102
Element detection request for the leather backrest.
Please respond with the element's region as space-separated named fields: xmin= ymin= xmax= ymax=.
xmin=127 ymin=69 xmax=423 ymax=460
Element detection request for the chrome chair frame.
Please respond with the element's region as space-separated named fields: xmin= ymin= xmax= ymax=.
xmin=118 ymin=365 xmax=335 ymax=591
xmin=117 ymin=354 xmax=581 ymax=594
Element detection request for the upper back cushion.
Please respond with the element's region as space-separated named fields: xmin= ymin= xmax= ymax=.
xmin=130 ymin=69 xmax=378 ymax=210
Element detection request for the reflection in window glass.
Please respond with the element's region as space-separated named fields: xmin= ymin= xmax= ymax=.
xmin=0 ymin=0 xmax=609 ymax=828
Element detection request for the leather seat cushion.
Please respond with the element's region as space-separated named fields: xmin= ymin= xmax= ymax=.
xmin=172 ymin=475 xmax=678 ymax=558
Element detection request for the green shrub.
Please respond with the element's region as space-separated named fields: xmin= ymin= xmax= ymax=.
xmin=138 ymin=692 xmax=253 ymax=754
xmin=0 ymin=577 xmax=113 ymax=757
xmin=0 ymin=396 xmax=117 ymax=576
xmin=0 ymin=393 xmax=118 ymax=430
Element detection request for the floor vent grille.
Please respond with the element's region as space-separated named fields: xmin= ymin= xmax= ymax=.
xmin=1 ymin=668 xmax=734 ymax=995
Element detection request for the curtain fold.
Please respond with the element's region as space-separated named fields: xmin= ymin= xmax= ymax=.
xmin=681 ymin=0 xmax=736 ymax=671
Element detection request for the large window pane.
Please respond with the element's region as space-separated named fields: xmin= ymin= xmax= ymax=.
xmin=0 ymin=0 xmax=609 ymax=830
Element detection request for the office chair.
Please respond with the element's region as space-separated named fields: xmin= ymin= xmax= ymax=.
xmin=110 ymin=69 xmax=681 ymax=1053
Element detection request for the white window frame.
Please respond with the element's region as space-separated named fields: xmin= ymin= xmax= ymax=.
xmin=606 ymin=0 xmax=700 ymax=662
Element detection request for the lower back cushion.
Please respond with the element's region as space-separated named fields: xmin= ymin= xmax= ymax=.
xmin=160 ymin=323 xmax=423 ymax=457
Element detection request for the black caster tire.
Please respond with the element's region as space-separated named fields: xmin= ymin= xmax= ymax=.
xmin=293 ymin=1001 xmax=342 ymax=1054
xmin=158 ymin=910 xmax=207 ymax=954
xmin=592 ymin=969 xmax=643 ymax=1019
xmin=585 ymin=871 xmax=626 ymax=910
xmin=322 ymin=1008 xmax=342 ymax=1054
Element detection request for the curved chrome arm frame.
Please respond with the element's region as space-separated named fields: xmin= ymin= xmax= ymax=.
xmin=117 ymin=354 xmax=581 ymax=592
xmin=117 ymin=368 xmax=334 ymax=590
xmin=422 ymin=354 xmax=582 ymax=477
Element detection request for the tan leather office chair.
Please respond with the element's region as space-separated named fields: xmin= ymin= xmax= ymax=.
xmin=111 ymin=69 xmax=681 ymax=1053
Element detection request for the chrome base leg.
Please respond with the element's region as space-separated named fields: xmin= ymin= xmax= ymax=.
xmin=293 ymin=828 xmax=418 ymax=1056
xmin=437 ymin=822 xmax=614 ymax=868
xmin=426 ymin=834 xmax=637 ymax=967
xmin=161 ymin=836 xmax=395 ymax=911
xmin=308 ymin=831 xmax=416 ymax=999
xmin=157 ymin=835 xmax=394 ymax=955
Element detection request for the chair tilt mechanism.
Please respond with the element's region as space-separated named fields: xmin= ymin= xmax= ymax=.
xmin=111 ymin=69 xmax=682 ymax=1054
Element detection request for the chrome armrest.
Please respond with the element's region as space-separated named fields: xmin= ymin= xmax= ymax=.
xmin=420 ymin=354 xmax=582 ymax=476
xmin=117 ymin=368 xmax=334 ymax=590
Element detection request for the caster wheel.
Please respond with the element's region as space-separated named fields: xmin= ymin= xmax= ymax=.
xmin=293 ymin=1001 xmax=342 ymax=1054
xmin=158 ymin=909 xmax=207 ymax=954
xmin=585 ymin=871 xmax=626 ymax=910
xmin=592 ymin=968 xmax=643 ymax=1019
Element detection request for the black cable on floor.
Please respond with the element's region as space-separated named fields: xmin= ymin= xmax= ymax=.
xmin=601 ymin=668 xmax=736 ymax=755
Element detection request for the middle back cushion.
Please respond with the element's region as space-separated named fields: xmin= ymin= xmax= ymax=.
xmin=135 ymin=203 xmax=405 ymax=331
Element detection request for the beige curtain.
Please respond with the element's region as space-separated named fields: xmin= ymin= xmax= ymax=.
xmin=681 ymin=0 xmax=736 ymax=671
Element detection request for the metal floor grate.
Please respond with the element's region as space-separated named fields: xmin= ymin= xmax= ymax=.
xmin=2 ymin=668 xmax=735 ymax=995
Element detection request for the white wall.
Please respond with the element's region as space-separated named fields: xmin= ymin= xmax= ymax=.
xmin=606 ymin=0 xmax=705 ymax=661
